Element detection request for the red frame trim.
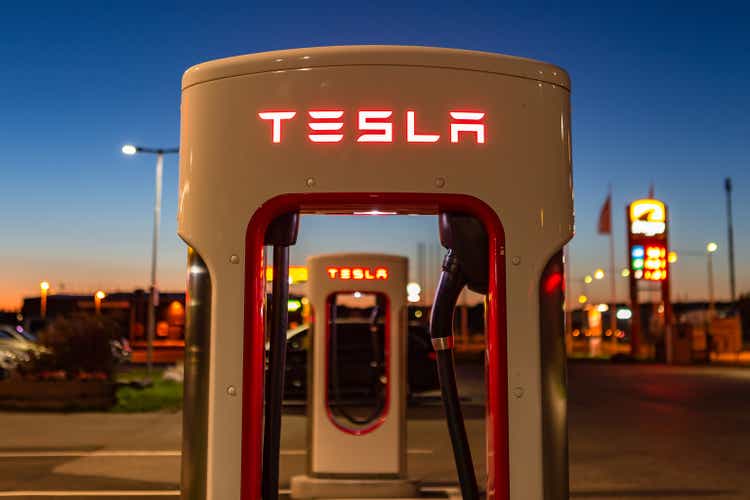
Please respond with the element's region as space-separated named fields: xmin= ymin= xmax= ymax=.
xmin=324 ymin=291 xmax=390 ymax=436
xmin=242 ymin=193 xmax=508 ymax=500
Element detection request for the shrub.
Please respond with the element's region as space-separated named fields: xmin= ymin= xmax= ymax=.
xmin=21 ymin=313 xmax=122 ymax=380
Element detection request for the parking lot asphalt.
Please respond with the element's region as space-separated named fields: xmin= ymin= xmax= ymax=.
xmin=1 ymin=362 xmax=749 ymax=499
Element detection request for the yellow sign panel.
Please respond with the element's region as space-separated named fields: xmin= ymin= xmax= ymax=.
xmin=629 ymin=199 xmax=666 ymax=236
xmin=266 ymin=266 xmax=309 ymax=284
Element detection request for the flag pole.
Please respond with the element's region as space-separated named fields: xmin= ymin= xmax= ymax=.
xmin=608 ymin=184 xmax=617 ymax=343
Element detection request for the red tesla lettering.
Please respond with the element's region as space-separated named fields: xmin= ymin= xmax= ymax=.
xmin=260 ymin=108 xmax=487 ymax=144
xmin=357 ymin=110 xmax=393 ymax=143
xmin=258 ymin=111 xmax=296 ymax=143
xmin=326 ymin=266 xmax=390 ymax=280
xmin=308 ymin=110 xmax=344 ymax=143
xmin=406 ymin=111 xmax=440 ymax=143
xmin=449 ymin=111 xmax=485 ymax=144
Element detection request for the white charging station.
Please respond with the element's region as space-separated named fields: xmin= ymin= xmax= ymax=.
xmin=290 ymin=253 xmax=413 ymax=497
xmin=178 ymin=45 xmax=573 ymax=500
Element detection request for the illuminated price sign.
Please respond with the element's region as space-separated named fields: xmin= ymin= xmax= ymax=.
xmin=258 ymin=110 xmax=486 ymax=144
xmin=631 ymin=244 xmax=667 ymax=281
xmin=326 ymin=266 xmax=389 ymax=281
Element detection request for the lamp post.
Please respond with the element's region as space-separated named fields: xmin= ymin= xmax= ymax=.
xmin=707 ymin=242 xmax=718 ymax=319
xmin=122 ymin=144 xmax=179 ymax=376
xmin=39 ymin=281 xmax=50 ymax=319
xmin=725 ymin=178 xmax=736 ymax=306
xmin=94 ymin=290 xmax=106 ymax=315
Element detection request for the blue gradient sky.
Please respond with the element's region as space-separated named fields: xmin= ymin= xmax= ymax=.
xmin=1 ymin=2 xmax=749 ymax=309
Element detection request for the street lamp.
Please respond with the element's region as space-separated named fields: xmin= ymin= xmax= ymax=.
xmin=39 ymin=281 xmax=50 ymax=319
xmin=668 ymin=251 xmax=678 ymax=264
xmin=94 ymin=290 xmax=106 ymax=315
xmin=406 ymin=282 xmax=421 ymax=303
xmin=594 ymin=268 xmax=605 ymax=280
xmin=122 ymin=144 xmax=179 ymax=376
xmin=707 ymin=242 xmax=718 ymax=319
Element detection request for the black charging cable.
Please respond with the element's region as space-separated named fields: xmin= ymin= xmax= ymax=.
xmin=329 ymin=303 xmax=386 ymax=426
xmin=430 ymin=249 xmax=480 ymax=500
xmin=262 ymin=213 xmax=299 ymax=500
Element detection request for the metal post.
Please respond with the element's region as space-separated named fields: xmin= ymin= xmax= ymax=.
xmin=147 ymin=152 xmax=164 ymax=376
xmin=40 ymin=288 xmax=48 ymax=319
xmin=725 ymin=178 xmax=736 ymax=305
xmin=608 ymin=229 xmax=617 ymax=337
xmin=606 ymin=185 xmax=617 ymax=339
xmin=708 ymin=251 xmax=715 ymax=320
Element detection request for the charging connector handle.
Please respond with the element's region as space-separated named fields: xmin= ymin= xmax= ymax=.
xmin=430 ymin=251 xmax=464 ymax=345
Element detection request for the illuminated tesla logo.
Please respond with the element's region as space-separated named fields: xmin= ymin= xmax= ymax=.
xmin=258 ymin=110 xmax=486 ymax=144
xmin=629 ymin=199 xmax=666 ymax=236
xmin=326 ymin=266 xmax=389 ymax=280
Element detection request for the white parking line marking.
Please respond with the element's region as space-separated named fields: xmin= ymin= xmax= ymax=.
xmin=0 ymin=448 xmax=432 ymax=459
xmin=279 ymin=449 xmax=307 ymax=456
xmin=279 ymin=448 xmax=432 ymax=456
xmin=0 ymin=491 xmax=180 ymax=497
xmin=0 ymin=450 xmax=180 ymax=458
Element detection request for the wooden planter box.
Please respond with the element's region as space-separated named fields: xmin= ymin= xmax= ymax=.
xmin=0 ymin=380 xmax=116 ymax=411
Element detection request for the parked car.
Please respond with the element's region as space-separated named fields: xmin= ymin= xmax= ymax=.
xmin=272 ymin=321 xmax=439 ymax=400
xmin=0 ymin=348 xmax=21 ymax=379
xmin=0 ymin=324 xmax=45 ymax=360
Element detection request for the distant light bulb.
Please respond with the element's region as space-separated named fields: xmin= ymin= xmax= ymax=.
xmin=616 ymin=308 xmax=633 ymax=320
xmin=122 ymin=144 xmax=137 ymax=155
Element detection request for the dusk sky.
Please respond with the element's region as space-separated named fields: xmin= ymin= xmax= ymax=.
xmin=1 ymin=2 xmax=748 ymax=309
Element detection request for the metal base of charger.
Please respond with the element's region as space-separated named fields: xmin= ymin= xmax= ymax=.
xmin=290 ymin=475 xmax=419 ymax=499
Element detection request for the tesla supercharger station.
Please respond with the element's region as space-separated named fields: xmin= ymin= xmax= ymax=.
xmin=295 ymin=253 xmax=412 ymax=497
xmin=178 ymin=46 xmax=573 ymax=500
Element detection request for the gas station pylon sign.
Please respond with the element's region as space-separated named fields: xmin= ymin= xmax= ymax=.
xmin=626 ymin=198 xmax=672 ymax=359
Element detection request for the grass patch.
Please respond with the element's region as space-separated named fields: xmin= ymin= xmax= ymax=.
xmin=112 ymin=378 xmax=183 ymax=412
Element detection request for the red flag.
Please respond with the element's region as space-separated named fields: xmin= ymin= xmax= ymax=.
xmin=597 ymin=194 xmax=611 ymax=234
